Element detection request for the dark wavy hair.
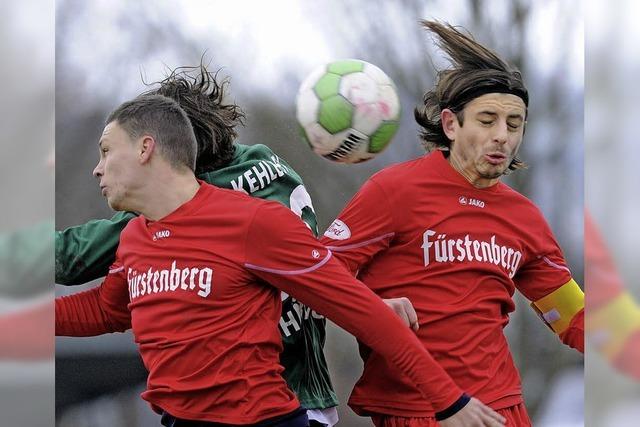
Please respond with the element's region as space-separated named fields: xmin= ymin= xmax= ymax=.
xmin=107 ymin=95 xmax=197 ymax=172
xmin=142 ymin=62 xmax=246 ymax=174
xmin=415 ymin=20 xmax=528 ymax=171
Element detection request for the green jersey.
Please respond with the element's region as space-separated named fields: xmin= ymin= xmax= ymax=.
xmin=55 ymin=143 xmax=338 ymax=409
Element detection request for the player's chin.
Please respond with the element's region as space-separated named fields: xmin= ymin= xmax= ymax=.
xmin=107 ymin=197 xmax=123 ymax=211
xmin=480 ymin=166 xmax=505 ymax=180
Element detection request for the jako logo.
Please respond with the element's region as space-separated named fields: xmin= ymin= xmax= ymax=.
xmin=153 ymin=230 xmax=171 ymax=241
xmin=459 ymin=196 xmax=485 ymax=208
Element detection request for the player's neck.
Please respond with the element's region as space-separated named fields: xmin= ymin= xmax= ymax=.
xmin=446 ymin=152 xmax=499 ymax=189
xmin=135 ymin=171 xmax=200 ymax=221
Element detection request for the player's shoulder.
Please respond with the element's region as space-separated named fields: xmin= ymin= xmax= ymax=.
xmin=496 ymin=181 xmax=546 ymax=219
xmin=119 ymin=214 xmax=145 ymax=241
xmin=198 ymin=181 xmax=261 ymax=206
xmin=368 ymin=152 xmax=433 ymax=189
xmin=200 ymin=182 xmax=287 ymax=213
xmin=231 ymin=143 xmax=276 ymax=163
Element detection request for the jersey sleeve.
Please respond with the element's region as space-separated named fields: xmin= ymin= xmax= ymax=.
xmin=244 ymin=202 xmax=463 ymax=412
xmin=514 ymin=212 xmax=573 ymax=301
xmin=320 ymin=178 xmax=394 ymax=275
xmin=55 ymin=211 xmax=136 ymax=285
xmin=515 ymin=211 xmax=583 ymax=351
xmin=55 ymin=258 xmax=131 ymax=336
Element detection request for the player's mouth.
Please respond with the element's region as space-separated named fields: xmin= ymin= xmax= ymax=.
xmin=484 ymin=152 xmax=507 ymax=165
xmin=100 ymin=185 xmax=108 ymax=196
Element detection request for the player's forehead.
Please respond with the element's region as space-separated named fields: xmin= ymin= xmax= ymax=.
xmin=465 ymin=93 xmax=526 ymax=118
xmin=99 ymin=121 xmax=127 ymax=146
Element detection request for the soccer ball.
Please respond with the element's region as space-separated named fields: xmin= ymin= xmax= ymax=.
xmin=296 ymin=59 xmax=401 ymax=163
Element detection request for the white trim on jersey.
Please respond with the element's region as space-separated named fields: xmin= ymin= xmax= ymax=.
xmin=108 ymin=266 xmax=124 ymax=274
xmin=325 ymin=232 xmax=395 ymax=251
xmin=541 ymin=256 xmax=571 ymax=273
xmin=245 ymin=250 xmax=332 ymax=275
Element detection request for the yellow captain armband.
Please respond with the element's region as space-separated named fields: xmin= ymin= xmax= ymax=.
xmin=587 ymin=292 xmax=640 ymax=359
xmin=531 ymin=279 xmax=584 ymax=334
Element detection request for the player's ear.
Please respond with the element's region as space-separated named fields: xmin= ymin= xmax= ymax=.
xmin=441 ymin=108 xmax=457 ymax=141
xmin=139 ymin=135 xmax=155 ymax=164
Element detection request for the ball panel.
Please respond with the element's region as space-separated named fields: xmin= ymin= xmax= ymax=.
xmin=377 ymin=84 xmax=402 ymax=120
xmin=295 ymin=89 xmax=320 ymax=127
xmin=344 ymin=135 xmax=375 ymax=163
xmin=351 ymin=101 xmax=384 ymax=135
xmin=321 ymin=129 xmax=369 ymax=163
xmin=369 ymin=121 xmax=400 ymax=153
xmin=362 ymin=62 xmax=393 ymax=86
xmin=350 ymin=151 xmax=376 ymax=163
xmin=318 ymin=95 xmax=353 ymax=134
xmin=313 ymin=73 xmax=341 ymax=100
xmin=303 ymin=122 xmax=337 ymax=154
xmin=327 ymin=59 xmax=364 ymax=75
xmin=299 ymin=66 xmax=327 ymax=92
xmin=338 ymin=72 xmax=378 ymax=104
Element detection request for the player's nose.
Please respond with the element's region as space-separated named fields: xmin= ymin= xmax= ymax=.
xmin=93 ymin=160 xmax=103 ymax=178
xmin=493 ymin=121 xmax=508 ymax=144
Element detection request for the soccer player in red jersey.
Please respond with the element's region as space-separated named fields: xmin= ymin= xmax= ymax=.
xmin=321 ymin=21 xmax=584 ymax=427
xmin=56 ymin=64 xmax=342 ymax=426
xmin=56 ymin=94 xmax=506 ymax=426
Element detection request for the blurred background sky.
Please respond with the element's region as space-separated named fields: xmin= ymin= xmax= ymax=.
xmin=53 ymin=0 xmax=588 ymax=426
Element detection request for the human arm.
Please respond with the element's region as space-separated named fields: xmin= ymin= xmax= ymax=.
xmin=529 ymin=279 xmax=584 ymax=352
xmin=383 ymin=297 xmax=420 ymax=331
xmin=320 ymin=178 xmax=395 ymax=274
xmin=515 ymin=214 xmax=584 ymax=352
xmin=246 ymin=202 xmax=476 ymax=416
xmin=55 ymin=262 xmax=131 ymax=336
xmin=439 ymin=397 xmax=506 ymax=427
xmin=55 ymin=211 xmax=136 ymax=285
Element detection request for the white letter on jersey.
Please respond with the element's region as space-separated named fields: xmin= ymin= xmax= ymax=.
xmin=198 ymin=268 xmax=213 ymax=297
xmin=421 ymin=230 xmax=436 ymax=266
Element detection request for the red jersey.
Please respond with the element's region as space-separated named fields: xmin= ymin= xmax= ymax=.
xmin=56 ymin=182 xmax=464 ymax=423
xmin=321 ymin=151 xmax=573 ymax=417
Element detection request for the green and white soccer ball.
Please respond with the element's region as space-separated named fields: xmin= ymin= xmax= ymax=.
xmin=296 ymin=59 xmax=401 ymax=163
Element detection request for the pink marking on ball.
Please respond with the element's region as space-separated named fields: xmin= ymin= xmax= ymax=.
xmin=378 ymin=101 xmax=391 ymax=118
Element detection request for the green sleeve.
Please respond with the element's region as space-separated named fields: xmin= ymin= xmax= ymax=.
xmin=0 ymin=220 xmax=53 ymax=297
xmin=55 ymin=211 xmax=137 ymax=285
